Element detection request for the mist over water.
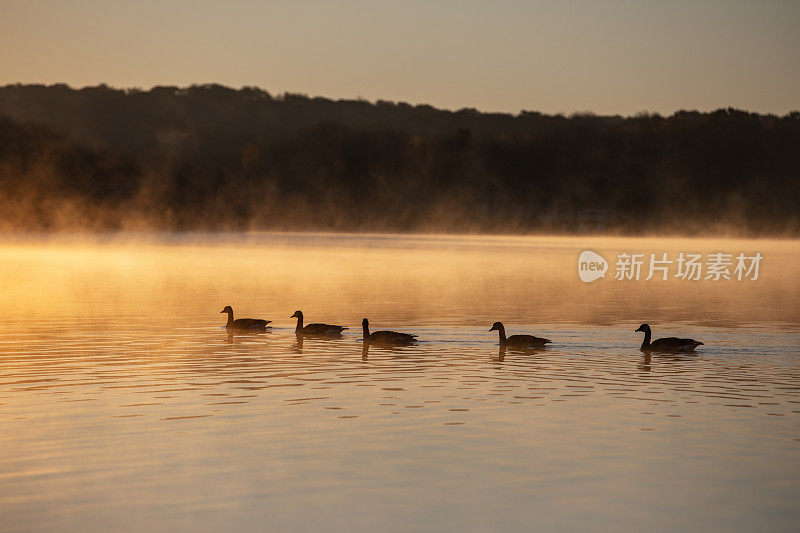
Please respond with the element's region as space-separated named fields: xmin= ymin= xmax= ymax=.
xmin=1 ymin=232 xmax=797 ymax=326
xmin=1 ymin=85 xmax=799 ymax=236
xmin=1 ymin=233 xmax=799 ymax=531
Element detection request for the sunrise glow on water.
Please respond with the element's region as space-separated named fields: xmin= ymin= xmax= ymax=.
xmin=1 ymin=233 xmax=798 ymax=531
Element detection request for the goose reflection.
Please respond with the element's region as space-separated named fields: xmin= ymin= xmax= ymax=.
xmin=497 ymin=344 xmax=546 ymax=362
xmin=292 ymin=334 xmax=304 ymax=353
xmin=638 ymin=349 xmax=704 ymax=371
xmin=360 ymin=339 xmax=414 ymax=358
xmin=361 ymin=327 xmax=420 ymax=360
xmin=361 ymin=341 xmax=369 ymax=360
xmin=638 ymin=352 xmax=652 ymax=372
xmin=224 ymin=328 xmax=269 ymax=344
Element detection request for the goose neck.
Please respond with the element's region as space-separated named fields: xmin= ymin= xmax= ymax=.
xmin=641 ymin=328 xmax=651 ymax=350
xmin=497 ymin=324 xmax=507 ymax=345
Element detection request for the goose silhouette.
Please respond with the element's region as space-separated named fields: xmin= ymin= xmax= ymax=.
xmin=291 ymin=310 xmax=347 ymax=336
xmin=489 ymin=322 xmax=550 ymax=348
xmin=361 ymin=318 xmax=417 ymax=345
xmin=635 ymin=323 xmax=703 ymax=352
xmin=220 ymin=306 xmax=270 ymax=332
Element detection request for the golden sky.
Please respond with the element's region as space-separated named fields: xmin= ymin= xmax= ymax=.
xmin=0 ymin=0 xmax=798 ymax=115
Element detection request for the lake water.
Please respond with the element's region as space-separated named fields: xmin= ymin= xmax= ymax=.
xmin=1 ymin=233 xmax=799 ymax=532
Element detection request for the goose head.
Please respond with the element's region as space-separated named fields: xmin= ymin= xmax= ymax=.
xmin=290 ymin=310 xmax=303 ymax=319
xmin=362 ymin=318 xmax=369 ymax=327
xmin=635 ymin=323 xmax=651 ymax=333
xmin=220 ymin=306 xmax=233 ymax=314
xmin=489 ymin=321 xmax=503 ymax=332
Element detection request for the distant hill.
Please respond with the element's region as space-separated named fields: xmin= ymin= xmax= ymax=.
xmin=0 ymin=83 xmax=798 ymax=234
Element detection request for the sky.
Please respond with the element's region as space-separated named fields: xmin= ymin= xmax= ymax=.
xmin=0 ymin=0 xmax=798 ymax=116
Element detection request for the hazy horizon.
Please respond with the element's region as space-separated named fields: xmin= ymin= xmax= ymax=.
xmin=5 ymin=81 xmax=800 ymax=119
xmin=1 ymin=0 xmax=798 ymax=116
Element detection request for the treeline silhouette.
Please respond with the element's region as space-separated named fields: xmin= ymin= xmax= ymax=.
xmin=0 ymin=83 xmax=798 ymax=234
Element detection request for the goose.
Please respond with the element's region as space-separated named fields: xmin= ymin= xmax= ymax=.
xmin=291 ymin=310 xmax=347 ymax=336
xmin=220 ymin=306 xmax=270 ymax=331
xmin=362 ymin=318 xmax=417 ymax=345
xmin=635 ymin=323 xmax=703 ymax=352
xmin=490 ymin=322 xmax=550 ymax=348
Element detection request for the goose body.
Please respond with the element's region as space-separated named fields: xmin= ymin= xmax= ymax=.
xmin=490 ymin=322 xmax=550 ymax=348
xmin=220 ymin=306 xmax=270 ymax=331
xmin=635 ymin=323 xmax=702 ymax=352
xmin=291 ymin=310 xmax=347 ymax=336
xmin=362 ymin=318 xmax=417 ymax=345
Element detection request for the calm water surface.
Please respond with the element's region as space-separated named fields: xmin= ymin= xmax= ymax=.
xmin=1 ymin=234 xmax=799 ymax=532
